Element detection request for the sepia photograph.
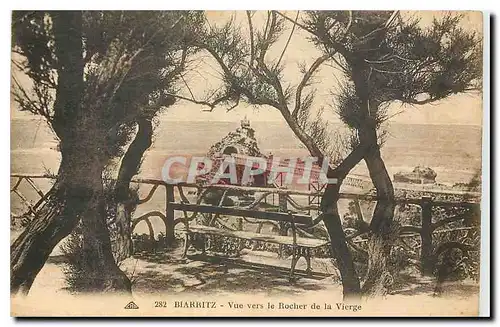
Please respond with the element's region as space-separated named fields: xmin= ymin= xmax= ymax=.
xmin=9 ymin=9 xmax=489 ymax=317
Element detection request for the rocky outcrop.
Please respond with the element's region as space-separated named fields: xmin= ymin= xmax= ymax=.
xmin=394 ymin=166 xmax=437 ymax=184
xmin=207 ymin=117 xmax=262 ymax=158
xmin=197 ymin=118 xmax=265 ymax=186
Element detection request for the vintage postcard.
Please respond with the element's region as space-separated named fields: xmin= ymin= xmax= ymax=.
xmin=10 ymin=10 xmax=489 ymax=317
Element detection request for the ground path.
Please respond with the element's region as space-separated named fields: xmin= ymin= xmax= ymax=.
xmin=19 ymin=246 xmax=480 ymax=317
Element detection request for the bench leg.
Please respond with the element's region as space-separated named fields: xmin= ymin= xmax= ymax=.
xmin=182 ymin=233 xmax=191 ymax=258
xmin=237 ymin=239 xmax=245 ymax=257
xmin=200 ymin=235 xmax=206 ymax=255
xmin=305 ymin=248 xmax=312 ymax=274
xmin=289 ymin=248 xmax=298 ymax=282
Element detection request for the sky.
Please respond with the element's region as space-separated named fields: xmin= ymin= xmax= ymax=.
xmin=11 ymin=11 xmax=484 ymax=126
xmin=161 ymin=10 xmax=484 ymax=125
xmin=160 ymin=92 xmax=483 ymax=125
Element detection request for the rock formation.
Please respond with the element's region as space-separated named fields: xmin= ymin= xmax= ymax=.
xmin=207 ymin=117 xmax=263 ymax=158
xmin=197 ymin=118 xmax=265 ymax=186
xmin=394 ymin=166 xmax=437 ymax=184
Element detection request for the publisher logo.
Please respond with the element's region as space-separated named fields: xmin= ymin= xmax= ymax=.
xmin=124 ymin=301 xmax=139 ymax=309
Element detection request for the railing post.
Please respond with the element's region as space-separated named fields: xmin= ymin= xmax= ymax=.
xmin=308 ymin=183 xmax=311 ymax=215
xmin=420 ymin=196 xmax=434 ymax=276
xmin=278 ymin=193 xmax=288 ymax=235
xmin=278 ymin=192 xmax=288 ymax=258
xmin=165 ymin=184 xmax=175 ymax=248
xmin=278 ymin=192 xmax=287 ymax=212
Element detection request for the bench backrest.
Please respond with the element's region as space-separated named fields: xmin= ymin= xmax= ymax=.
xmin=169 ymin=202 xmax=313 ymax=226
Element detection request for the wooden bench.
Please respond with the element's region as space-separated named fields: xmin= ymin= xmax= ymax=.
xmin=171 ymin=202 xmax=329 ymax=281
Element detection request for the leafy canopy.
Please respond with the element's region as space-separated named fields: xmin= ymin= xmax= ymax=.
xmin=12 ymin=11 xmax=204 ymax=157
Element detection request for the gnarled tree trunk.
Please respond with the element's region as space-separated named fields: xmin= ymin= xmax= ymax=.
xmin=318 ymin=147 xmax=370 ymax=300
xmin=10 ymin=145 xmax=116 ymax=294
xmin=11 ymin=11 xmax=86 ymax=295
xmin=81 ymin=188 xmax=132 ymax=292
xmin=359 ymin=121 xmax=397 ymax=297
xmin=11 ymin=11 xmax=131 ymax=295
xmin=11 ymin=179 xmax=81 ymax=294
xmin=111 ymin=116 xmax=154 ymax=262
xmin=321 ymin=182 xmax=361 ymax=299
xmin=279 ymin=108 xmax=365 ymax=299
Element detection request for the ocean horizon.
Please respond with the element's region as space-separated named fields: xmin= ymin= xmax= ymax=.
xmin=11 ymin=118 xmax=482 ymax=186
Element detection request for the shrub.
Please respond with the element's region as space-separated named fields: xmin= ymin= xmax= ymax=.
xmin=60 ymin=224 xmax=104 ymax=293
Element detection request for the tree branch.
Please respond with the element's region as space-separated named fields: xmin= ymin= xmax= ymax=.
xmin=276 ymin=10 xmax=299 ymax=68
xmin=105 ymin=14 xmax=187 ymax=108
xmin=274 ymin=11 xmax=317 ymax=36
xmin=164 ymin=48 xmax=189 ymax=82
xmin=166 ymin=93 xmax=233 ymax=112
xmin=293 ymin=54 xmax=329 ymax=118
xmin=12 ymin=75 xmax=52 ymax=120
xmin=258 ymin=11 xmax=283 ymax=65
xmin=198 ymin=45 xmax=280 ymax=109
xmin=246 ymin=11 xmax=255 ymax=66
xmin=355 ymin=10 xmax=399 ymax=43
xmin=225 ymin=97 xmax=240 ymax=112
xmin=401 ymin=97 xmax=436 ymax=105
xmin=329 ymin=143 xmax=368 ymax=178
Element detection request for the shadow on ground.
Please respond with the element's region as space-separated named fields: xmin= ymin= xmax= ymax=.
xmin=127 ymin=250 xmax=331 ymax=296
xmin=390 ymin=273 xmax=479 ymax=298
xmin=47 ymin=249 xmax=479 ymax=299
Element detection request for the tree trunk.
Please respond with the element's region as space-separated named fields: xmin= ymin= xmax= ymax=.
xmin=11 ymin=147 xmax=103 ymax=295
xmin=278 ymin=103 xmax=367 ymax=299
xmin=10 ymin=11 xmax=88 ymax=295
xmin=11 ymin=11 xmax=132 ymax=296
xmin=349 ymin=65 xmax=398 ymax=296
xmin=112 ymin=117 xmax=153 ymax=262
xmin=321 ymin=182 xmax=361 ymax=300
xmin=81 ymin=189 xmax=132 ymax=293
xmin=420 ymin=197 xmax=434 ymax=276
xmin=11 ymin=181 xmax=81 ymax=295
xmin=359 ymin=133 xmax=397 ymax=297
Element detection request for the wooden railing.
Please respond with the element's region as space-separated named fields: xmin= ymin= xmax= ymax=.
xmin=11 ymin=173 xmax=481 ymax=272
